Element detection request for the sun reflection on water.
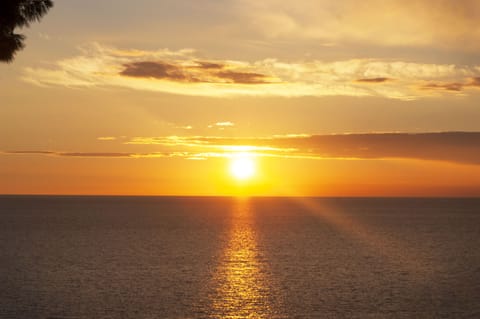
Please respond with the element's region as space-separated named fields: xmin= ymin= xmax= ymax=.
xmin=211 ymin=199 xmax=273 ymax=319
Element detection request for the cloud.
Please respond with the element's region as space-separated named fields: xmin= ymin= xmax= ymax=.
xmin=281 ymin=132 xmax=480 ymax=165
xmin=208 ymin=121 xmax=235 ymax=129
xmin=195 ymin=61 xmax=224 ymax=70
xmin=356 ymin=77 xmax=391 ymax=83
xmin=237 ymin=0 xmax=480 ymax=51
xmin=420 ymin=77 xmax=480 ymax=92
xmin=97 ymin=136 xmax=117 ymax=141
xmin=120 ymin=61 xmax=271 ymax=84
xmin=22 ymin=44 xmax=480 ymax=100
xmin=6 ymin=151 xmax=56 ymax=155
xmin=125 ymin=132 xmax=480 ymax=165
xmin=4 ymin=132 xmax=480 ymax=165
xmin=469 ymin=77 xmax=480 ymax=87
xmin=215 ymin=122 xmax=234 ymax=127
xmin=175 ymin=125 xmax=193 ymax=130
xmin=60 ymin=152 xmax=136 ymax=158
xmin=121 ymin=61 xmax=197 ymax=82
xmin=3 ymin=150 xmax=167 ymax=158
xmin=421 ymin=82 xmax=464 ymax=92
xmin=215 ymin=70 xmax=269 ymax=84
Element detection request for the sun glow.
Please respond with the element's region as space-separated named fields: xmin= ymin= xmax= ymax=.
xmin=230 ymin=155 xmax=256 ymax=181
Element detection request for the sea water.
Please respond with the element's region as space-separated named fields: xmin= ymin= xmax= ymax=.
xmin=1 ymin=196 xmax=479 ymax=318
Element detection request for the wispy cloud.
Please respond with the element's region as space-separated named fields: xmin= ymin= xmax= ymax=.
xmin=208 ymin=121 xmax=235 ymax=129
xmin=238 ymin=0 xmax=480 ymax=51
xmin=3 ymin=150 xmax=168 ymax=158
xmin=22 ymin=44 xmax=480 ymax=100
xmin=97 ymin=136 xmax=117 ymax=141
xmin=421 ymin=82 xmax=464 ymax=92
xmin=356 ymin=77 xmax=392 ymax=83
xmin=420 ymin=77 xmax=480 ymax=92
xmin=175 ymin=125 xmax=193 ymax=130
xmin=119 ymin=61 xmax=272 ymax=84
xmin=469 ymin=77 xmax=480 ymax=87
xmin=215 ymin=122 xmax=234 ymax=127
xmin=7 ymin=132 xmax=479 ymax=165
xmin=125 ymin=132 xmax=480 ymax=165
xmin=121 ymin=61 xmax=196 ymax=82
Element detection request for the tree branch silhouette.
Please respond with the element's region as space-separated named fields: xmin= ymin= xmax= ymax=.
xmin=0 ymin=0 xmax=53 ymax=63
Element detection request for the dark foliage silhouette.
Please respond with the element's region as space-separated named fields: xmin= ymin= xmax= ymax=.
xmin=0 ymin=0 xmax=53 ymax=62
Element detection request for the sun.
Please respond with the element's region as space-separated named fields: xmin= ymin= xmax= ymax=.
xmin=230 ymin=156 xmax=256 ymax=180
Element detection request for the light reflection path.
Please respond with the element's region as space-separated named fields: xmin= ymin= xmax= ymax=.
xmin=287 ymin=197 xmax=433 ymax=278
xmin=210 ymin=198 xmax=276 ymax=319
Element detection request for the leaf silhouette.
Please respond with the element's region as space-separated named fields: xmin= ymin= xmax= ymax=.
xmin=0 ymin=0 xmax=53 ymax=62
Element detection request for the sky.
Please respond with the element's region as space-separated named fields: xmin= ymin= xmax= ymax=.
xmin=1 ymin=0 xmax=480 ymax=196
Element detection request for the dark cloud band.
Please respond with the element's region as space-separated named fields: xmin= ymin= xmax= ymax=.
xmin=5 ymin=132 xmax=480 ymax=165
xmin=120 ymin=60 xmax=272 ymax=84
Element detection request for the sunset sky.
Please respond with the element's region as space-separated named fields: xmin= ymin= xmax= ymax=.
xmin=2 ymin=0 xmax=480 ymax=196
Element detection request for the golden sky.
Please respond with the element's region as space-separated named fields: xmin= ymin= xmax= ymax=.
xmin=1 ymin=0 xmax=480 ymax=196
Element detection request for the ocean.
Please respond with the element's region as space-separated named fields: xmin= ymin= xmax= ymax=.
xmin=0 ymin=196 xmax=479 ymax=318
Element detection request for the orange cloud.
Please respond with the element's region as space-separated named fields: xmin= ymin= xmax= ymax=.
xmin=215 ymin=70 xmax=269 ymax=84
xmin=3 ymin=150 xmax=168 ymax=158
xmin=22 ymin=44 xmax=480 ymax=100
xmin=120 ymin=61 xmax=271 ymax=84
xmin=121 ymin=61 xmax=198 ymax=82
xmin=5 ymin=132 xmax=480 ymax=165
xmin=469 ymin=77 xmax=480 ymax=87
xmin=420 ymin=77 xmax=480 ymax=92
xmin=239 ymin=0 xmax=480 ymax=50
xmin=421 ymin=82 xmax=464 ymax=92
xmin=132 ymin=132 xmax=480 ymax=165
xmin=194 ymin=61 xmax=224 ymax=69
xmin=356 ymin=77 xmax=392 ymax=83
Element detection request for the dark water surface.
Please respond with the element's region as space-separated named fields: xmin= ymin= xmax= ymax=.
xmin=1 ymin=196 xmax=479 ymax=318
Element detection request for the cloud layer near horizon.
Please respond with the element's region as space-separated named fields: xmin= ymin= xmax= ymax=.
xmin=5 ymin=132 xmax=480 ymax=165
xmin=23 ymin=44 xmax=480 ymax=100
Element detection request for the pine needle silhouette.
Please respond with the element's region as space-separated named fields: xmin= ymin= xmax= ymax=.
xmin=0 ymin=0 xmax=53 ymax=63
